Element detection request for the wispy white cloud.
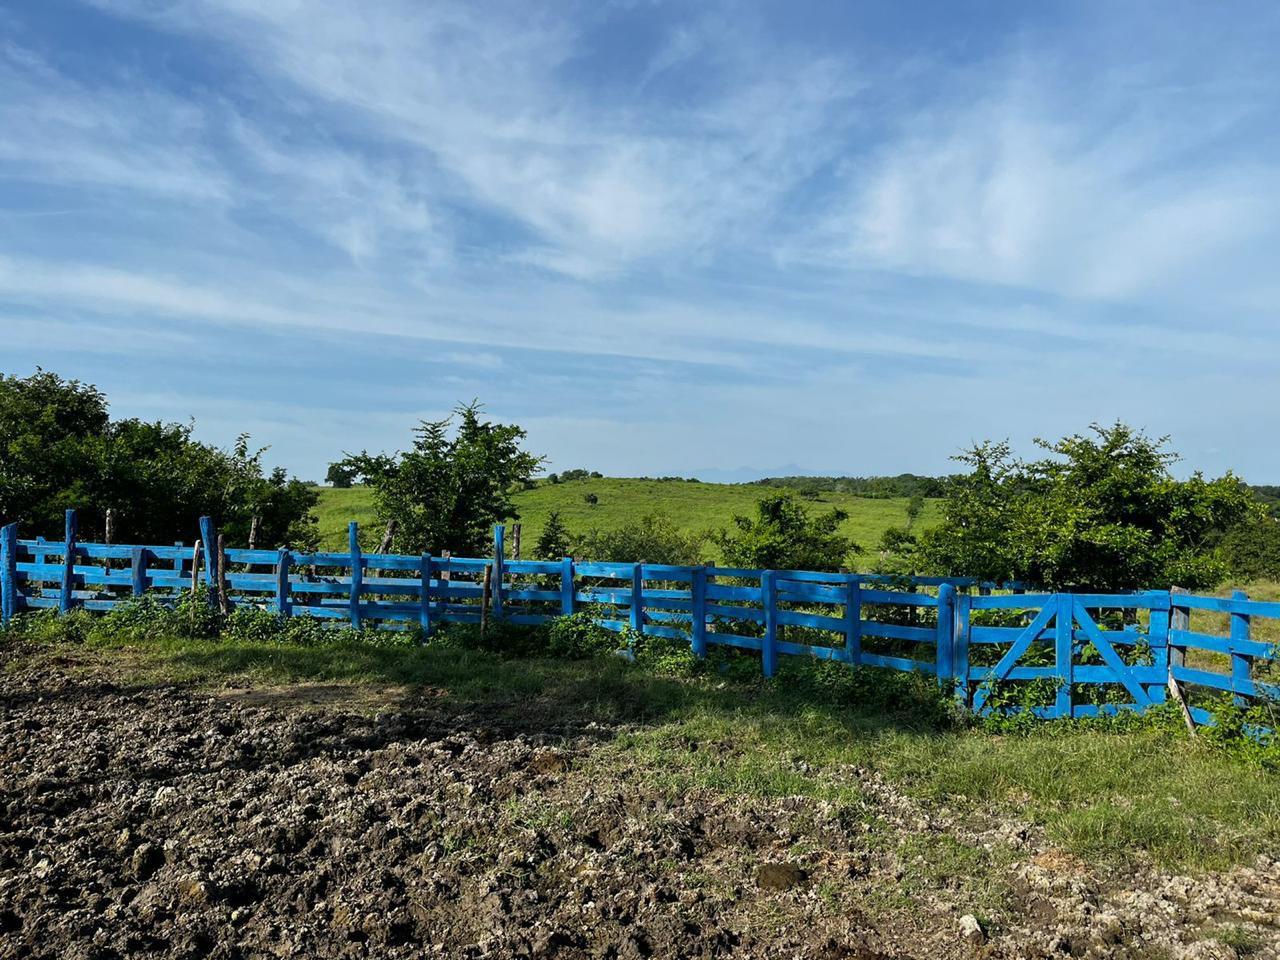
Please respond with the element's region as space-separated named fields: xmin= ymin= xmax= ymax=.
xmin=0 ymin=41 xmax=228 ymax=203
xmin=817 ymin=53 xmax=1280 ymax=309
xmin=4 ymin=1 xmax=1280 ymax=480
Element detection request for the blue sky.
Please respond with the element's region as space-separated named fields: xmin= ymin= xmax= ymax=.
xmin=2 ymin=1 xmax=1278 ymax=482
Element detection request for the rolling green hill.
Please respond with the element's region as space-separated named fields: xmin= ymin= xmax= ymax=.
xmin=313 ymin=478 xmax=942 ymax=559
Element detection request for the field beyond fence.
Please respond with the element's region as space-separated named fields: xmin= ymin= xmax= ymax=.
xmin=2 ymin=510 xmax=1277 ymax=728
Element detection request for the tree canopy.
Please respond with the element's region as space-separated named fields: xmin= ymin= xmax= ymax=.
xmin=338 ymin=402 xmax=543 ymax=556
xmin=916 ymin=423 xmax=1254 ymax=591
xmin=0 ymin=369 xmax=317 ymax=547
xmin=713 ymin=492 xmax=858 ymax=572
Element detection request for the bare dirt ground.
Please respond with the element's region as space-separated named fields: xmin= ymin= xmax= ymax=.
xmin=2 ymin=648 xmax=1278 ymax=959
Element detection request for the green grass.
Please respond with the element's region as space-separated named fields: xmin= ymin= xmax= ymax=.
xmin=11 ymin=630 xmax=1277 ymax=874
xmin=314 ymin=478 xmax=942 ymax=557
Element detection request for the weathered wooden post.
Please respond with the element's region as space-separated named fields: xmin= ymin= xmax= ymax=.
xmin=216 ymin=534 xmax=230 ymax=614
xmin=348 ymin=522 xmax=362 ymax=629
xmin=60 ymin=509 xmax=78 ymax=615
xmin=480 ymin=564 xmax=493 ymax=635
xmin=761 ymin=569 xmax=777 ymax=678
xmin=512 ymin=523 xmax=521 ymax=561
xmin=690 ymin=566 xmax=707 ymax=658
xmin=375 ymin=520 xmax=396 ymax=555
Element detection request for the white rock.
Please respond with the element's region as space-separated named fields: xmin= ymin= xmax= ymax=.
xmin=959 ymin=914 xmax=985 ymax=946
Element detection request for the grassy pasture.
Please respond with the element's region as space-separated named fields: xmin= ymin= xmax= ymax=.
xmin=314 ymin=478 xmax=942 ymax=558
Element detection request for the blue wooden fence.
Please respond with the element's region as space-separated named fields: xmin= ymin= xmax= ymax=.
xmin=1 ymin=511 xmax=1276 ymax=726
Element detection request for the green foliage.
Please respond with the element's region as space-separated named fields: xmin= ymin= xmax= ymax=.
xmin=1221 ymin=516 xmax=1280 ymax=581
xmin=0 ymin=369 xmax=317 ymax=548
xmin=1201 ymin=696 xmax=1280 ymax=770
xmin=757 ymin=473 xmax=950 ymax=499
xmin=338 ymin=401 xmax=543 ymax=556
xmin=546 ymin=613 xmax=621 ymax=659
xmin=325 ymin=462 xmax=358 ymax=488
xmin=916 ymin=423 xmax=1253 ymax=591
xmin=0 ymin=592 xmax=411 ymax=649
xmin=534 ymin=510 xmax=572 ymax=560
xmin=574 ymin=513 xmax=706 ymax=565
xmin=772 ymin=657 xmax=958 ymax=725
xmin=713 ymin=492 xmax=860 ymax=572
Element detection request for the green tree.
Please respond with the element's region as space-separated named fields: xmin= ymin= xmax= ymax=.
xmin=339 ymin=401 xmax=543 ymax=556
xmin=713 ymin=492 xmax=859 ymax=572
xmin=325 ymin=462 xmax=358 ymax=488
xmin=1220 ymin=516 xmax=1280 ymax=581
xmin=575 ymin=513 xmax=706 ymax=565
xmin=0 ymin=369 xmax=317 ymax=547
xmin=534 ymin=511 xmax=573 ymax=559
xmin=919 ymin=423 xmax=1254 ymax=591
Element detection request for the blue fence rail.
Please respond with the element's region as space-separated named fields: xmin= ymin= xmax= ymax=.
xmin=1 ymin=511 xmax=1276 ymax=726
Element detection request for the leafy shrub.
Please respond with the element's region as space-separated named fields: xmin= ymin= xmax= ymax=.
xmin=713 ymin=492 xmax=858 ymax=572
xmin=574 ymin=513 xmax=706 ymax=565
xmin=546 ymin=613 xmax=618 ymax=659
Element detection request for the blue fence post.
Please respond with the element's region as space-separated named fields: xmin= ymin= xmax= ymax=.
xmin=955 ymin=591 xmax=972 ymax=706
xmin=1054 ymin=593 xmax=1073 ymax=719
xmin=560 ymin=557 xmax=575 ymax=616
xmin=493 ymin=525 xmax=505 ymax=621
xmin=1231 ymin=589 xmax=1251 ymax=705
xmin=630 ymin=563 xmax=643 ymax=643
xmin=761 ymin=569 xmax=777 ymax=678
xmin=419 ymin=554 xmax=433 ymax=639
xmin=198 ymin=516 xmax=219 ymax=608
xmin=0 ymin=523 xmax=17 ymax=626
xmin=348 ymin=522 xmax=362 ymax=630
xmin=276 ymin=549 xmax=292 ymax=618
xmin=935 ymin=583 xmax=955 ymax=688
xmin=1147 ymin=591 xmax=1170 ymax=705
xmin=691 ymin=566 xmax=707 ymax=657
xmin=131 ymin=546 xmax=149 ymax=597
xmin=844 ymin=575 xmax=862 ymax=666
xmin=60 ymin=509 xmax=78 ymax=614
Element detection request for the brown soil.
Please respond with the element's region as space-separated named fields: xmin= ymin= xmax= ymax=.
xmin=1 ymin=650 xmax=1277 ymax=959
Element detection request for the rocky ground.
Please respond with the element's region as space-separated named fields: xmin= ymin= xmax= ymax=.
xmin=1 ymin=650 xmax=1278 ymax=959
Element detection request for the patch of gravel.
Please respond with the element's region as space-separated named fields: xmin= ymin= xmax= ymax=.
xmin=1 ymin=658 xmax=1277 ymax=959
